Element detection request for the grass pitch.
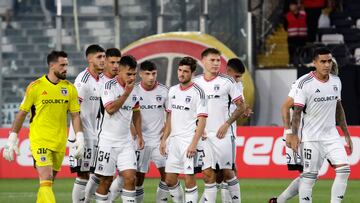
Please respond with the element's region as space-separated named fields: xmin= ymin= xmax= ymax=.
xmin=0 ymin=178 xmax=359 ymax=202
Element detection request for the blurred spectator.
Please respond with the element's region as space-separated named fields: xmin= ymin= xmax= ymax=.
xmin=302 ymin=0 xmax=326 ymax=42
xmin=40 ymin=0 xmax=54 ymax=28
xmin=0 ymin=0 xmax=14 ymax=29
xmin=284 ymin=1 xmax=307 ymax=65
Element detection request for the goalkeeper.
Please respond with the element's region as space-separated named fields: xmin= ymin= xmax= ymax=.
xmin=2 ymin=50 xmax=85 ymax=203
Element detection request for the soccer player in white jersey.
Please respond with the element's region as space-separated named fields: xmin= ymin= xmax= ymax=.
xmin=83 ymin=47 xmax=121 ymax=203
xmin=94 ymin=55 xmax=144 ymax=203
xmin=269 ymin=58 xmax=339 ymax=203
xmin=159 ymin=56 xmax=208 ymax=203
xmin=68 ymin=44 xmax=105 ymax=203
xmin=132 ymin=60 xmax=170 ymax=203
xmin=194 ymin=48 xmax=250 ymax=202
xmin=287 ymin=47 xmax=353 ymax=203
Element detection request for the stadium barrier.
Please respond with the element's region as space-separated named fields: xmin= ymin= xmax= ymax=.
xmin=0 ymin=127 xmax=359 ymax=179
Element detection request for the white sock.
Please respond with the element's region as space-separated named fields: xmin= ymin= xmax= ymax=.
xmin=226 ymin=177 xmax=241 ymax=202
xmin=185 ymin=186 xmax=198 ymax=203
xmin=203 ymin=183 xmax=217 ymax=202
xmin=168 ymin=181 xmax=184 ymax=203
xmin=299 ymin=173 xmax=317 ymax=203
xmin=84 ymin=174 xmax=100 ymax=203
xmin=331 ymin=165 xmax=350 ymax=203
xmin=121 ymin=189 xmax=136 ymax=203
xmin=156 ymin=181 xmax=170 ymax=203
xmin=135 ymin=186 xmax=144 ymax=203
xmin=109 ymin=176 xmax=124 ymax=201
xmin=95 ymin=192 xmax=109 ymax=203
xmin=72 ymin=178 xmax=87 ymax=203
xmin=277 ymin=177 xmax=300 ymax=203
xmin=221 ymin=182 xmax=232 ymax=203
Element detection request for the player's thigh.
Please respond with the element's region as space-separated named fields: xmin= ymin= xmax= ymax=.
xmin=52 ymin=150 xmax=66 ymax=172
xmin=324 ymin=139 xmax=349 ymax=166
xmin=151 ymin=145 xmax=166 ymax=170
xmin=116 ymin=146 xmax=137 ymax=172
xmin=301 ymin=141 xmax=324 ymax=173
xmin=94 ymin=145 xmax=117 ymax=177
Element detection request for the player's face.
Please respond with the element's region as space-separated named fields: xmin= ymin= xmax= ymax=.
xmin=51 ymin=57 xmax=69 ymax=80
xmin=118 ymin=65 xmax=137 ymax=84
xmin=89 ymin=52 xmax=106 ymax=73
xmin=314 ymin=54 xmax=333 ymax=77
xmin=105 ymin=56 xmax=120 ymax=78
xmin=139 ymin=70 xmax=157 ymax=86
xmin=177 ymin=65 xmax=192 ymax=85
xmin=227 ymin=67 xmax=243 ymax=82
xmin=202 ymin=53 xmax=221 ymax=75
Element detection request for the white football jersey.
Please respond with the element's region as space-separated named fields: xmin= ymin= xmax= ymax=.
xmin=166 ymin=83 xmax=208 ymax=143
xmin=68 ymin=68 xmax=102 ymax=141
xmin=98 ymin=78 xmax=139 ymax=147
xmin=294 ymin=72 xmax=341 ymax=141
xmin=193 ymin=73 xmax=242 ymax=136
xmin=136 ymin=82 xmax=168 ymax=147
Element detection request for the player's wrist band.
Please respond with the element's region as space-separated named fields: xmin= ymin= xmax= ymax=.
xmin=284 ymin=129 xmax=292 ymax=135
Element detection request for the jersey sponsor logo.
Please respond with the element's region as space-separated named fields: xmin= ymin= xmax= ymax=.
xmin=185 ymin=96 xmax=192 ymax=104
xmin=207 ymin=95 xmax=220 ymax=99
xmin=121 ymin=105 xmax=134 ymax=111
xmin=89 ymin=96 xmax=100 ymax=101
xmin=140 ymin=104 xmax=163 ymax=110
xmin=171 ymin=104 xmax=190 ymax=111
xmin=60 ymin=87 xmax=68 ymax=96
xmin=41 ymin=99 xmax=68 ymax=104
xmin=313 ymin=96 xmax=338 ymax=102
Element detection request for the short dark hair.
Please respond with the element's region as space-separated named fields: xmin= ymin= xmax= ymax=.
xmin=140 ymin=60 xmax=157 ymax=71
xmin=47 ymin=50 xmax=67 ymax=65
xmin=201 ymin=48 xmax=221 ymax=58
xmin=105 ymin=48 xmax=121 ymax=58
xmin=85 ymin=44 xmax=105 ymax=57
xmin=227 ymin=58 xmax=245 ymax=74
xmin=313 ymin=47 xmax=332 ymax=60
xmin=119 ymin=55 xmax=137 ymax=69
xmin=179 ymin=56 xmax=197 ymax=73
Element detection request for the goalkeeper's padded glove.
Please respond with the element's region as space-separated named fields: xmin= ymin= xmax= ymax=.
xmin=73 ymin=132 xmax=85 ymax=159
xmin=3 ymin=132 xmax=20 ymax=161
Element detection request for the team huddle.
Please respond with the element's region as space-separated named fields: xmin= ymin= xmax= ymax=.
xmin=2 ymin=45 xmax=352 ymax=203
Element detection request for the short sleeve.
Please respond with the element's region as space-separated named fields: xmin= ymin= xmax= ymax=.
xmin=166 ymin=88 xmax=173 ymax=113
xmin=19 ymin=83 xmax=36 ymax=112
xmin=236 ymin=81 xmax=245 ymax=102
xmin=288 ymin=81 xmax=297 ymax=98
xmin=163 ymin=88 xmax=169 ymax=110
xmin=68 ymin=84 xmax=80 ymax=113
xmin=293 ymin=86 xmax=307 ymax=107
xmin=229 ymin=81 xmax=242 ymax=103
xmin=74 ymin=80 xmax=87 ymax=102
xmin=196 ymin=92 xmax=208 ymax=117
xmin=102 ymin=83 xmax=118 ymax=108
xmin=337 ymin=79 xmax=342 ymax=101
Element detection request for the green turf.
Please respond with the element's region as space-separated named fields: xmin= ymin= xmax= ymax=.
xmin=0 ymin=178 xmax=359 ymax=202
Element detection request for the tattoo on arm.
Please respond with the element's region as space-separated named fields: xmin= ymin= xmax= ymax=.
xmin=336 ymin=101 xmax=349 ymax=135
xmin=226 ymin=101 xmax=245 ymax=125
xmin=291 ymin=106 xmax=303 ymax=136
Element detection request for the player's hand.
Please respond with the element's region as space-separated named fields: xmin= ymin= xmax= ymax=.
xmin=286 ymin=134 xmax=300 ymax=153
xmin=216 ymin=122 xmax=230 ymax=139
xmin=124 ymin=79 xmax=135 ymax=96
xmin=186 ymin=143 xmax=197 ymax=158
xmin=137 ymin=136 xmax=145 ymax=150
xmin=73 ymin=132 xmax=85 ymax=159
xmin=345 ymin=134 xmax=353 ymax=154
xmin=241 ymin=106 xmax=253 ymax=118
xmin=159 ymin=139 xmax=167 ymax=156
xmin=2 ymin=132 xmax=20 ymax=161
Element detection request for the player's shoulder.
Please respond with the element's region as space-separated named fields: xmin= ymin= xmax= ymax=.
xmin=218 ymin=73 xmax=236 ymax=83
xmin=296 ymin=72 xmax=314 ymax=89
xmin=193 ymin=74 xmax=204 ymax=82
xmin=157 ymin=82 xmax=169 ymax=91
xmin=330 ymin=74 xmax=341 ymax=82
xmin=75 ymin=68 xmax=92 ymax=84
xmin=192 ymin=83 xmax=206 ymax=99
xmin=104 ymin=78 xmax=117 ymax=90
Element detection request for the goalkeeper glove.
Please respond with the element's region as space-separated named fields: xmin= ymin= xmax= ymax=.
xmin=3 ymin=132 xmax=20 ymax=161
xmin=73 ymin=132 xmax=85 ymax=159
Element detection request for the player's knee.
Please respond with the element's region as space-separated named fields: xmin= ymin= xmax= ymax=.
xmin=77 ymin=171 xmax=90 ymax=180
xmin=165 ymin=176 xmax=177 ymax=187
xmin=300 ymin=172 xmax=318 ymax=186
xmin=223 ymin=169 xmax=235 ymax=181
xmin=135 ymin=172 xmax=145 ymax=186
xmin=123 ymin=174 xmax=136 ymax=185
xmin=202 ymin=168 xmax=216 ymax=184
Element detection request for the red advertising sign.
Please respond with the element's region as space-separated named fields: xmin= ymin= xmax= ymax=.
xmin=0 ymin=127 xmax=359 ymax=179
